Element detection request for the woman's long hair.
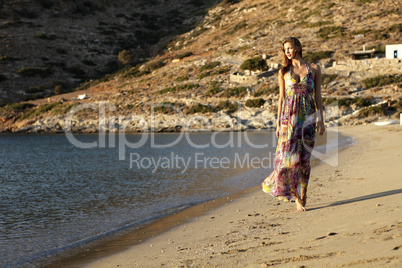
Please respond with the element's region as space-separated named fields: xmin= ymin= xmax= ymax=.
xmin=280 ymin=37 xmax=303 ymax=75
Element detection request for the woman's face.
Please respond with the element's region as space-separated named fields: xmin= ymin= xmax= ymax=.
xmin=283 ymin=42 xmax=297 ymax=60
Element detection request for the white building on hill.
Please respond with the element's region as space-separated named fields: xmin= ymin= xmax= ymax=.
xmin=385 ymin=44 xmax=402 ymax=59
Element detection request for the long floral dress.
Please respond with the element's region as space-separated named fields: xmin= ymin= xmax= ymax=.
xmin=262 ymin=63 xmax=316 ymax=201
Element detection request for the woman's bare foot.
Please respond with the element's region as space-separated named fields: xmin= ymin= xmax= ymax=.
xmin=295 ymin=196 xmax=306 ymax=212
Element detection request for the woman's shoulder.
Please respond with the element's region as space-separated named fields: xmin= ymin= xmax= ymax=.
xmin=308 ymin=63 xmax=321 ymax=73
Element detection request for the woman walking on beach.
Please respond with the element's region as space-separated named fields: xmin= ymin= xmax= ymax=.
xmin=262 ymin=37 xmax=325 ymax=212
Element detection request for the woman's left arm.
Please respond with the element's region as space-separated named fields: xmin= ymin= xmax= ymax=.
xmin=312 ymin=64 xmax=325 ymax=135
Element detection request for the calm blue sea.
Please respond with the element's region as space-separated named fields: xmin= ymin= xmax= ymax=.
xmin=0 ymin=131 xmax=286 ymax=267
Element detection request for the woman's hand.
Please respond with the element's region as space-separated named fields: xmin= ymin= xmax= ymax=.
xmin=276 ymin=122 xmax=281 ymax=138
xmin=317 ymin=120 xmax=325 ymax=136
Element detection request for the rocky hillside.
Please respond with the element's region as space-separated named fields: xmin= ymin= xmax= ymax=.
xmin=0 ymin=0 xmax=401 ymax=133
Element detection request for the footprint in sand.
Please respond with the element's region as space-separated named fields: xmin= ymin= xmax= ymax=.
xmin=316 ymin=232 xmax=338 ymax=240
xmin=177 ymin=246 xmax=191 ymax=251
xmin=372 ymin=225 xmax=395 ymax=235
xmin=346 ymin=232 xmax=363 ymax=236
xmin=249 ymin=221 xmax=281 ymax=230
xmin=371 ymin=221 xmax=402 ymax=241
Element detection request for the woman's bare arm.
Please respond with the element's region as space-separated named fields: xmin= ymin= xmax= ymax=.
xmin=276 ymin=70 xmax=286 ymax=138
xmin=311 ymin=64 xmax=325 ymax=135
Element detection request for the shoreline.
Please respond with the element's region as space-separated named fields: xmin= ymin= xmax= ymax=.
xmin=40 ymin=186 xmax=261 ymax=268
xmin=80 ymin=124 xmax=401 ymax=267
xmin=0 ymin=127 xmax=277 ymax=134
xmin=37 ymin=128 xmax=351 ymax=267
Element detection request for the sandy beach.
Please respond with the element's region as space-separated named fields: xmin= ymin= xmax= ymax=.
xmin=82 ymin=124 xmax=402 ymax=267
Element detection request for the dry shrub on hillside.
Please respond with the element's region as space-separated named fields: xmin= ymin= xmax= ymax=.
xmin=245 ymin=98 xmax=265 ymax=108
xmin=361 ymin=74 xmax=402 ymax=89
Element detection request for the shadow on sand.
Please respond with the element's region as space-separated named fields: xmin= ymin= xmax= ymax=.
xmin=309 ymin=189 xmax=402 ymax=211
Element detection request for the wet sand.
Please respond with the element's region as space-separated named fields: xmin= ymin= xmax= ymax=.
xmin=82 ymin=124 xmax=401 ymax=267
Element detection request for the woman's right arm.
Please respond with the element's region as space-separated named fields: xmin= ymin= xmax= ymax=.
xmin=276 ymin=71 xmax=285 ymax=138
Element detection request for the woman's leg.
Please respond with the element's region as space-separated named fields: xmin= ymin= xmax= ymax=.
xmin=301 ymin=187 xmax=307 ymax=207
xmin=300 ymin=120 xmax=315 ymax=209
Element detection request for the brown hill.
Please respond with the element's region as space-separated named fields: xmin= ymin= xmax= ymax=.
xmin=0 ymin=0 xmax=401 ymax=132
xmin=0 ymin=0 xmax=221 ymax=105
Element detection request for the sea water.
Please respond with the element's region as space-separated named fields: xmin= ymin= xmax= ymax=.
xmin=0 ymin=131 xmax=351 ymax=267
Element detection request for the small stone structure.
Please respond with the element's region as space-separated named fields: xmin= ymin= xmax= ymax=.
xmin=350 ymin=45 xmax=375 ymax=60
xmin=267 ymin=62 xmax=280 ymax=69
xmin=230 ymin=71 xmax=274 ymax=85
xmin=230 ymin=72 xmax=258 ymax=85
xmin=332 ymin=58 xmax=401 ymax=72
xmin=230 ymin=62 xmax=279 ymax=85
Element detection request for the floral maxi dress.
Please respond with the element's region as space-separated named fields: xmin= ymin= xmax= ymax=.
xmin=262 ymin=63 xmax=316 ymax=201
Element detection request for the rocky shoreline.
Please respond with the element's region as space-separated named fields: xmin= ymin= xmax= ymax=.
xmin=2 ymin=99 xmax=400 ymax=134
xmin=1 ymin=105 xmax=278 ymax=133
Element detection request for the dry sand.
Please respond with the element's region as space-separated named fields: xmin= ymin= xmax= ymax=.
xmin=85 ymin=124 xmax=402 ymax=267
